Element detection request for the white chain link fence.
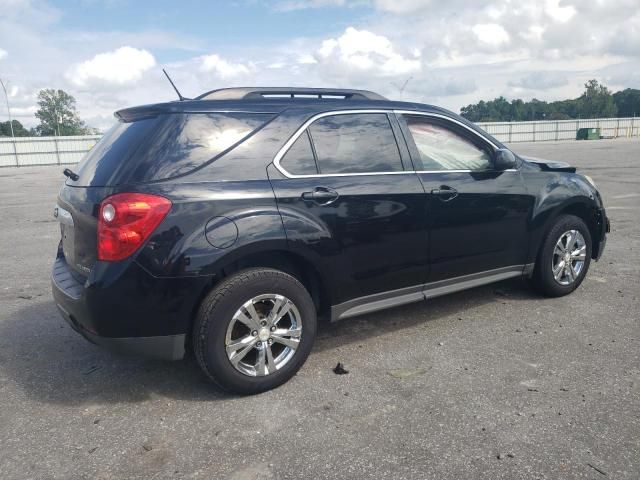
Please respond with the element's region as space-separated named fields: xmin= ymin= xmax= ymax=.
xmin=1 ymin=117 xmax=639 ymax=167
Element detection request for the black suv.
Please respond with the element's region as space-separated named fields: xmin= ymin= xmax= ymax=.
xmin=52 ymin=87 xmax=609 ymax=393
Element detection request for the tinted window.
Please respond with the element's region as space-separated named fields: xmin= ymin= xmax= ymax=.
xmin=309 ymin=113 xmax=402 ymax=174
xmin=280 ymin=131 xmax=317 ymax=175
xmin=74 ymin=118 xmax=157 ymax=186
xmin=404 ymin=116 xmax=492 ymax=171
xmin=73 ymin=112 xmax=272 ymax=186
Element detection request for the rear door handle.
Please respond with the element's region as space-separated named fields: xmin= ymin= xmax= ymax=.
xmin=301 ymin=187 xmax=339 ymax=205
xmin=431 ymin=185 xmax=458 ymax=201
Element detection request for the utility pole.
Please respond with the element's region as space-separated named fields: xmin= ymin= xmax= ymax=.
xmin=0 ymin=77 xmax=19 ymax=166
xmin=0 ymin=77 xmax=15 ymax=138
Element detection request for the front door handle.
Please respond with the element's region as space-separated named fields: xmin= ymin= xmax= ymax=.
xmin=431 ymin=185 xmax=458 ymax=201
xmin=301 ymin=187 xmax=339 ymax=205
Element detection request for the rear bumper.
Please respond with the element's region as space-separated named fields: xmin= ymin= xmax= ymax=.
xmin=55 ymin=301 xmax=185 ymax=360
xmin=51 ymin=252 xmax=209 ymax=360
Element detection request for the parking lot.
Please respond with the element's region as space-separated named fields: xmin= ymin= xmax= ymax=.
xmin=0 ymin=139 xmax=638 ymax=480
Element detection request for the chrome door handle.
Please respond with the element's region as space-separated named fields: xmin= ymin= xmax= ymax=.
xmin=431 ymin=185 xmax=458 ymax=201
xmin=301 ymin=187 xmax=339 ymax=205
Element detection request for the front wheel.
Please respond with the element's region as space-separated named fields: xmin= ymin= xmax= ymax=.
xmin=193 ymin=268 xmax=317 ymax=394
xmin=531 ymin=214 xmax=592 ymax=297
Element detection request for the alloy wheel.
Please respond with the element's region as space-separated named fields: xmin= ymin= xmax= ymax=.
xmin=551 ymin=229 xmax=587 ymax=286
xmin=225 ymin=294 xmax=302 ymax=377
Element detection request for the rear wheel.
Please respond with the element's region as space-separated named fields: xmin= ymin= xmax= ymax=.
xmin=531 ymin=214 xmax=592 ymax=297
xmin=193 ymin=268 xmax=317 ymax=394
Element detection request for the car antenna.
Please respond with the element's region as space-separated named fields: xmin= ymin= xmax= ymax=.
xmin=162 ymin=68 xmax=190 ymax=101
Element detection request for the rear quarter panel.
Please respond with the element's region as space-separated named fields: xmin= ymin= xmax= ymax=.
xmin=131 ymin=181 xmax=288 ymax=278
xmin=125 ymin=110 xmax=310 ymax=278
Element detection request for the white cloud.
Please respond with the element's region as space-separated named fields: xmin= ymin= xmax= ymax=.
xmin=373 ymin=0 xmax=432 ymax=14
xmin=520 ymin=25 xmax=545 ymax=42
xmin=314 ymin=27 xmax=420 ymax=76
xmin=66 ymin=46 xmax=156 ymax=88
xmin=509 ymin=72 xmax=569 ymax=90
xmin=544 ymin=0 xmax=577 ymax=23
xmin=472 ymin=23 xmax=510 ymax=47
xmin=2 ymin=0 xmax=640 ymax=131
xmin=275 ymin=0 xmax=350 ymax=10
xmin=297 ymin=54 xmax=317 ymax=64
xmin=200 ymin=54 xmax=253 ymax=78
xmin=11 ymin=105 xmax=37 ymax=117
xmin=0 ymin=48 xmax=6 ymax=60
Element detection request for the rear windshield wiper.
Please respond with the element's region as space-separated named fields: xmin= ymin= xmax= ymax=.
xmin=63 ymin=168 xmax=79 ymax=181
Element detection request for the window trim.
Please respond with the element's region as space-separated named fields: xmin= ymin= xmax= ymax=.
xmin=400 ymin=114 xmax=493 ymax=172
xmin=280 ymin=128 xmax=319 ymax=175
xmin=273 ymin=109 xmax=411 ymax=178
xmin=273 ymin=109 xmax=517 ymax=178
xmin=394 ymin=110 xmax=519 ymax=173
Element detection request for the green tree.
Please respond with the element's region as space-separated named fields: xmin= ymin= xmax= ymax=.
xmin=0 ymin=119 xmax=31 ymax=137
xmin=460 ymin=79 xmax=627 ymax=122
xmin=577 ymin=79 xmax=617 ymax=118
xmin=613 ymin=88 xmax=640 ymax=117
xmin=34 ymin=89 xmax=89 ymax=136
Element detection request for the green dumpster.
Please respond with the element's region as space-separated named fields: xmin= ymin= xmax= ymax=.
xmin=576 ymin=127 xmax=600 ymax=140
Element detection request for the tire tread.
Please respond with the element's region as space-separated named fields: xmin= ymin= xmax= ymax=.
xmin=192 ymin=268 xmax=312 ymax=393
xmin=531 ymin=214 xmax=592 ymax=297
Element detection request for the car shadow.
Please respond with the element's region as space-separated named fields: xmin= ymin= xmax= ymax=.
xmin=0 ymin=278 xmax=541 ymax=406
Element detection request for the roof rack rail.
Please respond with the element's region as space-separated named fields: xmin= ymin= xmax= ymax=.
xmin=196 ymin=87 xmax=387 ymax=101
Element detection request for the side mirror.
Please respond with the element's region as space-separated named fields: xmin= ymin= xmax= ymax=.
xmin=493 ymin=149 xmax=517 ymax=170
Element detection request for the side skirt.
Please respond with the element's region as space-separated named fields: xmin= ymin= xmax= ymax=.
xmin=330 ymin=265 xmax=530 ymax=322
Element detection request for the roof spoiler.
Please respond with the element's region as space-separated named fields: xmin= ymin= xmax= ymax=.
xmin=196 ymin=87 xmax=387 ymax=101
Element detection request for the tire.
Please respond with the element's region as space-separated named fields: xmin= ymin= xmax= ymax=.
xmin=193 ymin=268 xmax=317 ymax=394
xmin=531 ymin=214 xmax=592 ymax=297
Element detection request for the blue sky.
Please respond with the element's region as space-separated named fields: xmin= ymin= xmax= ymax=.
xmin=57 ymin=1 xmax=370 ymax=54
xmin=1 ymin=0 xmax=638 ymax=130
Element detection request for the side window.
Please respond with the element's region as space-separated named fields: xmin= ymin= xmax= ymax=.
xmin=403 ymin=115 xmax=492 ymax=171
xmin=280 ymin=130 xmax=318 ymax=175
xmin=309 ymin=113 xmax=403 ymax=174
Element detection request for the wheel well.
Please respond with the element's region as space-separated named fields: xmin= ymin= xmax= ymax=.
xmin=184 ymin=250 xmax=330 ymax=354
xmin=555 ymin=202 xmax=601 ymax=258
xmin=218 ymin=250 xmax=330 ymax=318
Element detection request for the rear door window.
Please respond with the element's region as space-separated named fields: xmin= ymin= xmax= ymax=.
xmin=279 ymin=130 xmax=318 ymax=175
xmin=73 ymin=112 xmax=273 ymax=186
xmin=308 ymin=113 xmax=403 ymax=174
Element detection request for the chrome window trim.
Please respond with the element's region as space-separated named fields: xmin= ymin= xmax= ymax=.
xmin=394 ymin=109 xmax=499 ymax=150
xmin=273 ymin=109 xmax=406 ymax=179
xmin=395 ymin=110 xmax=520 ymax=173
xmin=272 ymin=108 xmax=518 ymax=178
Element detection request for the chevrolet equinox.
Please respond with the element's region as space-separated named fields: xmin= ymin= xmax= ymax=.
xmin=52 ymin=87 xmax=609 ymax=394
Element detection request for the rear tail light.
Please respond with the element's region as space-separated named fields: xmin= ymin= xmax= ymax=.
xmin=97 ymin=193 xmax=172 ymax=261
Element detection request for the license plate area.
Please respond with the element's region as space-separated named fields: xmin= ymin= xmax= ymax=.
xmin=55 ymin=205 xmax=75 ymax=262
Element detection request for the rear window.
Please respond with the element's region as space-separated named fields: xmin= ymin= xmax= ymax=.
xmin=73 ymin=112 xmax=272 ymax=186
